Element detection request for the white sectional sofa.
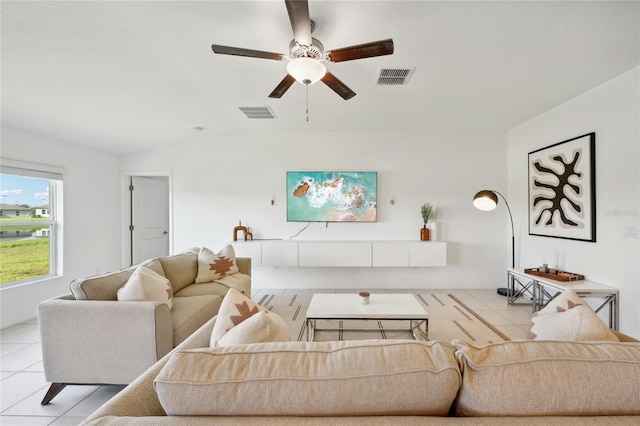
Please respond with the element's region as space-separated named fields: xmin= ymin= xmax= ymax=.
xmin=37 ymin=247 xmax=250 ymax=404
xmin=82 ymin=316 xmax=640 ymax=425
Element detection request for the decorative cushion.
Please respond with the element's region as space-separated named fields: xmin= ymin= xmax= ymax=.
xmin=117 ymin=266 xmax=173 ymax=308
xmin=195 ymin=245 xmax=239 ymax=283
xmin=528 ymin=290 xmax=618 ymax=341
xmin=70 ymin=258 xmax=164 ymax=301
xmin=217 ymin=311 xmax=290 ymax=346
xmin=452 ymin=339 xmax=640 ymax=416
xmin=154 ymin=340 xmax=461 ymax=416
xmin=209 ymin=288 xmax=265 ymax=347
xmin=158 ymin=251 xmax=198 ymax=294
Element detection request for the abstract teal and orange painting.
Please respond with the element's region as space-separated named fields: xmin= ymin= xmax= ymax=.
xmin=286 ymin=172 xmax=377 ymax=222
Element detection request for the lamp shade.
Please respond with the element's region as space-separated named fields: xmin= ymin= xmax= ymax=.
xmin=286 ymin=57 xmax=326 ymax=85
xmin=473 ymin=190 xmax=499 ymax=211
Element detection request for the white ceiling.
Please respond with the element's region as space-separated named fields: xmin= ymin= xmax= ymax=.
xmin=1 ymin=1 xmax=638 ymax=155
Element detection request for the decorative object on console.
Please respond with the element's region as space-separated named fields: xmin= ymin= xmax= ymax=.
xmin=473 ymin=190 xmax=515 ymax=296
xmin=524 ymin=267 xmax=585 ymax=282
xmin=233 ymin=220 xmax=248 ymax=241
xmin=420 ymin=203 xmax=435 ymax=241
xmin=528 ymin=132 xmax=596 ymax=242
xmin=195 ymin=245 xmax=239 ymax=283
xmin=287 ymin=171 xmax=377 ymax=222
xmin=359 ymin=291 xmax=370 ymax=305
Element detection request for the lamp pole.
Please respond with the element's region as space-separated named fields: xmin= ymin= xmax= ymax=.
xmin=492 ymin=191 xmax=515 ymax=269
xmin=473 ymin=189 xmax=516 ymax=297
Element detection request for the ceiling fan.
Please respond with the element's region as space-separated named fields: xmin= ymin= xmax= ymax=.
xmin=211 ymin=0 xmax=394 ymax=100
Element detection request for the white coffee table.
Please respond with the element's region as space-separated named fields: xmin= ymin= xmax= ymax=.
xmin=305 ymin=293 xmax=428 ymax=341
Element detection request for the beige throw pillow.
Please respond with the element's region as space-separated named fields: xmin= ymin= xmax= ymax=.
xmin=218 ymin=311 xmax=290 ymax=346
xmin=210 ymin=288 xmax=264 ymax=346
xmin=528 ymin=289 xmax=617 ymax=341
xmin=195 ymin=245 xmax=239 ymax=283
xmin=117 ymin=266 xmax=173 ymax=309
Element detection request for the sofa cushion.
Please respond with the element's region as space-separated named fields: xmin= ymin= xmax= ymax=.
xmin=212 ymin=272 xmax=251 ymax=295
xmin=453 ymin=339 xmax=640 ymax=416
xmin=70 ymin=258 xmax=164 ymax=300
xmin=217 ymin=311 xmax=290 ymax=347
xmin=117 ymin=266 xmax=174 ymax=309
xmin=154 ymin=339 xmax=461 ymax=416
xmin=195 ymin=245 xmax=239 ymax=283
xmin=528 ymin=290 xmax=618 ymax=341
xmin=209 ymin=288 xmax=265 ymax=347
xmin=170 ymin=295 xmax=223 ymax=347
xmin=158 ymin=252 xmax=198 ymax=294
xmin=174 ymin=273 xmax=251 ymax=298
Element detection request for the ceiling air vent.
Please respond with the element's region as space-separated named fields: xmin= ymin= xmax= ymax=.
xmin=376 ymin=68 xmax=415 ymax=86
xmin=238 ymin=106 xmax=276 ymax=119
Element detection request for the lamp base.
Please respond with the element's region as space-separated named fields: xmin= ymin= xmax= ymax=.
xmin=497 ymin=287 xmax=508 ymax=297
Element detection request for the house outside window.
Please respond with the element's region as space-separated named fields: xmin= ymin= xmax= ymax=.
xmin=0 ymin=159 xmax=64 ymax=286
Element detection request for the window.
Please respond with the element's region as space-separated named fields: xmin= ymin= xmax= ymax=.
xmin=0 ymin=159 xmax=64 ymax=286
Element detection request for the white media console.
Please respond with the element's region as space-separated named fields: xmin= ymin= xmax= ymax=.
xmin=230 ymin=240 xmax=447 ymax=268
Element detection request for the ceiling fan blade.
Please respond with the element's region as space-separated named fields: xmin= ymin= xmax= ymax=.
xmin=269 ymin=74 xmax=297 ymax=98
xmin=211 ymin=44 xmax=284 ymax=61
xmin=285 ymin=0 xmax=312 ymax=46
xmin=326 ymin=39 xmax=394 ymax=63
xmin=321 ymin=72 xmax=356 ymax=100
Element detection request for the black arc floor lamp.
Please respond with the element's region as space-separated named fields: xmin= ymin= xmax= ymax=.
xmin=473 ymin=190 xmax=514 ymax=297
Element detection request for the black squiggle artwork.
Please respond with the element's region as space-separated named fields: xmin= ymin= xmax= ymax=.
xmin=532 ymin=150 xmax=583 ymax=227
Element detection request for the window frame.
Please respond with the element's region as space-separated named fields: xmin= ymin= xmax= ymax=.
xmin=0 ymin=159 xmax=64 ymax=287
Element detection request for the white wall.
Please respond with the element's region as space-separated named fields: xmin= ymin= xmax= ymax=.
xmin=120 ymin=130 xmax=510 ymax=291
xmin=0 ymin=126 xmax=121 ymax=327
xmin=507 ymin=67 xmax=640 ymax=336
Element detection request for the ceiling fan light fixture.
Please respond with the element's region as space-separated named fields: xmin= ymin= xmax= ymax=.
xmin=287 ymin=57 xmax=326 ymax=85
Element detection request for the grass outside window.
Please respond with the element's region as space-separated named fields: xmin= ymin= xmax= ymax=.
xmin=0 ymin=218 xmax=52 ymax=285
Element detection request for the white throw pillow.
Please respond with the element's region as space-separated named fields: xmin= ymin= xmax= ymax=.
xmin=217 ymin=311 xmax=290 ymax=346
xmin=528 ymin=289 xmax=617 ymax=341
xmin=210 ymin=288 xmax=265 ymax=346
xmin=195 ymin=245 xmax=239 ymax=283
xmin=117 ymin=266 xmax=173 ymax=309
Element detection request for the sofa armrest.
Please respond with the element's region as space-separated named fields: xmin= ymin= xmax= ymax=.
xmin=82 ymin=316 xmax=218 ymax=424
xmin=38 ymin=295 xmax=173 ymax=385
xmin=236 ymin=257 xmax=251 ymax=276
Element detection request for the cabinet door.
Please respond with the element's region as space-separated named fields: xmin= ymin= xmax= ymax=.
xmin=409 ymin=242 xmax=447 ymax=267
xmin=335 ymin=242 xmax=372 ymax=267
xmin=372 ymin=242 xmax=409 ymax=267
xmin=298 ymin=243 xmax=334 ymax=266
xmin=230 ymin=242 xmax=262 ymax=266
xmin=261 ymin=242 xmax=299 ymax=267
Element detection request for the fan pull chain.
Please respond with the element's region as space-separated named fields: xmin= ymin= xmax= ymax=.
xmin=305 ymin=83 xmax=309 ymax=122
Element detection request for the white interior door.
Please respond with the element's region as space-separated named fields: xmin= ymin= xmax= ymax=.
xmin=131 ymin=176 xmax=169 ymax=265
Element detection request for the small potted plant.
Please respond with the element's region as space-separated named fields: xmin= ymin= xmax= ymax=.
xmin=420 ymin=203 xmax=435 ymax=241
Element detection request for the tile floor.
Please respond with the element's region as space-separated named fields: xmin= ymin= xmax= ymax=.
xmin=0 ymin=288 xmax=532 ymax=425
